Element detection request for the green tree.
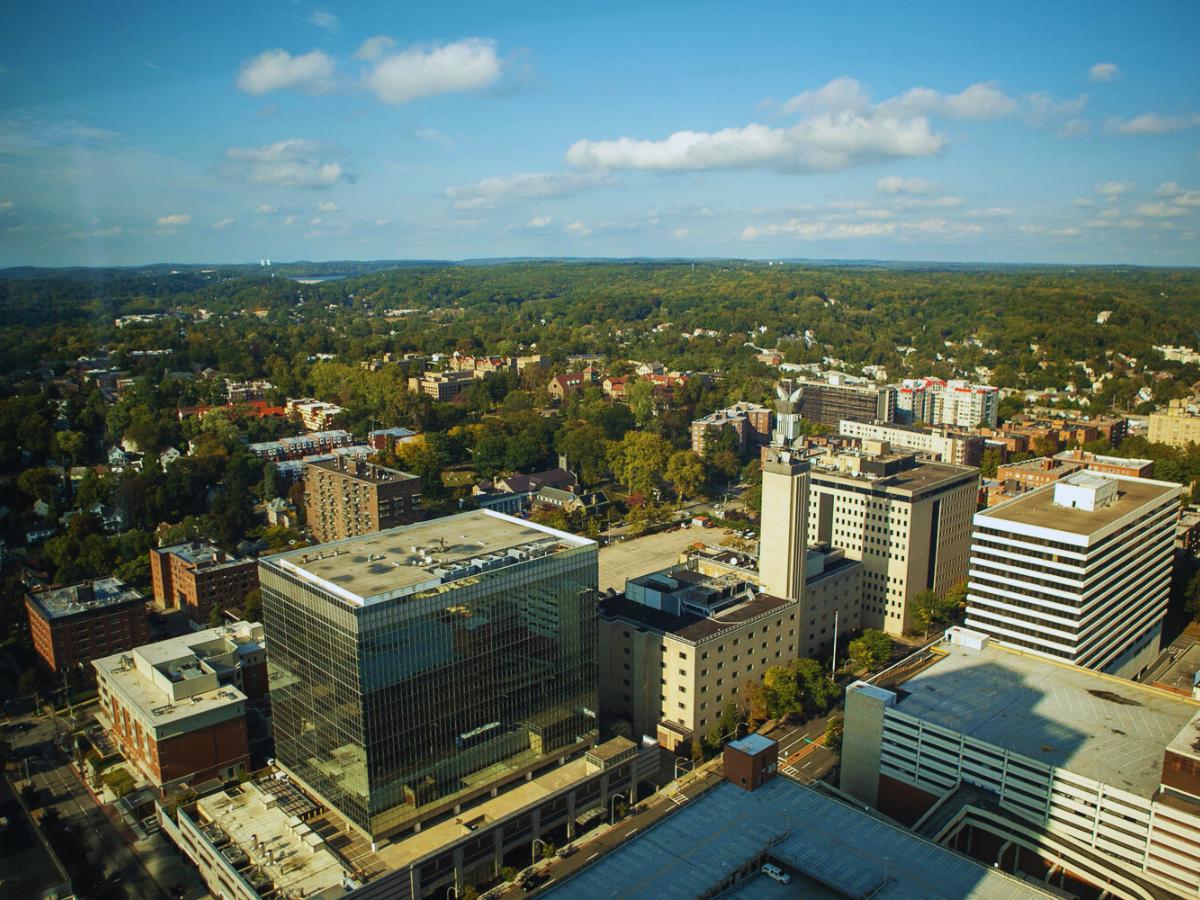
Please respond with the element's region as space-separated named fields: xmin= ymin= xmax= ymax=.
xmin=848 ymin=629 xmax=892 ymax=670
xmin=979 ymin=447 xmax=1002 ymax=479
xmin=625 ymin=380 xmax=656 ymax=425
xmin=18 ymin=467 xmax=60 ymax=504
xmin=912 ymin=589 xmax=959 ymax=638
xmin=556 ymin=421 xmax=609 ymax=485
xmin=666 ymin=450 xmax=706 ymax=503
xmin=824 ymin=715 xmax=844 ymax=754
xmin=607 ymin=432 xmax=671 ymax=498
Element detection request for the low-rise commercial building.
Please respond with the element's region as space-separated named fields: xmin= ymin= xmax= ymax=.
xmin=94 ymin=621 xmax=265 ymax=788
xmin=162 ymin=773 xmax=357 ymax=900
xmin=367 ymin=426 xmax=418 ymax=452
xmin=967 ymin=471 xmax=1182 ymax=678
xmin=407 ymin=370 xmax=475 ymax=401
xmin=150 ymin=540 xmax=260 ymax=626
xmin=1052 ymin=448 xmax=1154 ymax=477
xmin=25 ymin=577 xmax=148 ymax=674
xmin=304 ymin=456 xmax=421 ymax=543
xmin=839 ymin=419 xmax=983 ymax=467
xmin=841 ymin=627 xmax=1200 ymax=899
xmin=550 ymin=771 xmax=1053 ymax=899
xmin=598 ymin=548 xmax=860 ymax=749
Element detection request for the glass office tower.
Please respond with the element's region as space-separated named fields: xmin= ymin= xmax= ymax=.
xmin=259 ymin=509 xmax=599 ymax=841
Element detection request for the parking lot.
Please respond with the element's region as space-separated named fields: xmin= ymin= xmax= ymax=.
xmin=597 ymin=527 xmax=722 ymax=592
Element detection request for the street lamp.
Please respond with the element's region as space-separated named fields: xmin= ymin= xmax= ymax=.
xmin=531 ymin=837 xmax=548 ymax=867
xmin=673 ymin=757 xmax=692 ymax=781
xmin=609 ymin=791 xmax=627 ymax=825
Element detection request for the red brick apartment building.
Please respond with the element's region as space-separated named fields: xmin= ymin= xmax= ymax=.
xmin=25 ymin=577 xmax=148 ymax=674
xmin=149 ymin=540 xmax=259 ymax=625
xmin=93 ymin=621 xmax=266 ymax=788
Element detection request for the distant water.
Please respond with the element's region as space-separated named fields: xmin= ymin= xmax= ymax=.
xmin=290 ymin=274 xmax=347 ymax=284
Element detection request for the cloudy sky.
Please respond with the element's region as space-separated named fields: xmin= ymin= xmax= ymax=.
xmin=1 ymin=0 xmax=1198 ymax=267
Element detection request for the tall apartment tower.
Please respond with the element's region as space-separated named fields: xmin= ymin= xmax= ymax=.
xmin=258 ymin=509 xmax=599 ymax=843
xmin=807 ymin=446 xmax=978 ymax=635
xmin=966 ymin=471 xmax=1182 ymax=678
xmin=304 ymin=456 xmax=421 ymax=543
xmin=759 ymin=447 xmax=810 ymax=602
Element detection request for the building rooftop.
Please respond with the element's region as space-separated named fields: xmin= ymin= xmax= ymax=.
xmin=28 ymin=576 xmax=144 ymax=620
xmin=810 ymin=452 xmax=977 ymax=497
xmin=264 ymin=509 xmax=594 ymax=607
xmin=189 ymin=776 xmax=354 ymax=898
xmin=305 ymin=456 xmax=418 ymax=484
xmin=601 ymin=590 xmax=794 ymax=644
xmin=548 ymin=778 xmax=1051 ymax=899
xmin=158 ymin=540 xmax=253 ymax=572
xmin=881 ymin=639 xmax=1200 ymax=799
xmin=93 ymin=622 xmax=263 ymax=730
xmin=977 ymin=473 xmax=1180 ymax=540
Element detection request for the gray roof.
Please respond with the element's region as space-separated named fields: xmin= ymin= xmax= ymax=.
xmin=890 ymin=642 xmax=1200 ymax=798
xmin=549 ymin=779 xmax=1051 ymax=899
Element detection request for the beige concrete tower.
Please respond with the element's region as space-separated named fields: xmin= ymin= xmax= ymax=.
xmin=759 ymin=447 xmax=810 ymax=602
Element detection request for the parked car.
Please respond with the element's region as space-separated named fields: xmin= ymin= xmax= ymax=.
xmin=762 ymin=863 xmax=791 ymax=884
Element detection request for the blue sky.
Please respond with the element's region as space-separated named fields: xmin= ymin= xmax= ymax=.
xmin=1 ymin=0 xmax=1198 ymax=267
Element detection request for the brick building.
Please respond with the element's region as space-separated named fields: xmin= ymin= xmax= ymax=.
xmin=690 ymin=401 xmax=773 ymax=455
xmin=149 ymin=541 xmax=260 ymax=625
xmin=93 ymin=621 xmax=266 ymax=789
xmin=25 ymin=577 xmax=149 ymax=674
xmin=284 ymin=398 xmax=344 ymax=431
xmin=304 ymin=456 xmax=421 ymax=543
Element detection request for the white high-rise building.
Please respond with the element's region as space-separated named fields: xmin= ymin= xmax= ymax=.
xmin=966 ymin=470 xmax=1182 ymax=679
xmin=895 ymin=378 xmax=998 ymax=428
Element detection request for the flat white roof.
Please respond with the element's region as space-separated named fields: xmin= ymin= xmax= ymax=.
xmin=264 ymin=509 xmax=595 ymax=606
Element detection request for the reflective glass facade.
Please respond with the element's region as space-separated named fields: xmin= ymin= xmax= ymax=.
xmin=259 ymin=524 xmax=598 ymax=841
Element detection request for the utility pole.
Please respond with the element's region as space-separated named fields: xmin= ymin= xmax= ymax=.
xmin=830 ymin=609 xmax=839 ymax=679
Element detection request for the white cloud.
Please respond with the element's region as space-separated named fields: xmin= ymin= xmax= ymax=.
xmin=226 ymin=139 xmax=347 ymax=188
xmin=256 ymin=203 xmax=276 ymax=214
xmin=877 ymin=175 xmax=934 ymax=194
xmin=964 ymin=207 xmax=1013 ymax=218
xmin=1072 ymin=197 xmax=1093 ymax=208
xmin=156 ymin=213 xmax=191 ymax=226
xmin=892 ymin=195 xmax=963 ymax=210
xmin=361 ymin=38 xmax=502 ymax=105
xmin=742 ymin=220 xmax=896 ymax=240
xmin=1058 ymin=119 xmax=1090 ymax=138
xmin=0 ymin=200 xmax=12 ymax=210
xmin=1099 ymin=207 xmax=1121 ymax=219
xmin=308 ymin=9 xmax=338 ymax=32
xmin=310 ymin=216 xmax=323 ymax=225
xmin=1136 ymin=202 xmax=1189 ymax=218
xmin=1089 ymin=62 xmax=1120 ymax=83
xmin=1096 ymin=181 xmax=1132 ymax=199
xmin=565 ymin=220 xmax=590 ymax=236
xmin=237 ymin=49 xmax=335 ymax=95
xmin=415 ymin=127 xmax=457 ymax=150
xmin=315 ymin=201 xmax=338 ymax=212
xmin=67 ymin=225 xmax=123 ymax=239
xmin=527 ymin=216 xmax=553 ymax=227
xmin=283 ymin=215 xmax=297 ymax=226
xmin=877 ymin=81 xmax=1018 ymax=120
xmin=212 ymin=217 xmax=235 ymax=230
xmin=1153 ymin=182 xmax=1200 ymax=206
xmin=1108 ymin=112 xmax=1200 ymax=135
xmin=374 ymin=218 xmax=391 ymax=226
xmin=780 ymin=77 xmax=871 ymax=116
xmin=673 ymin=228 xmax=690 ymax=239
xmin=354 ymin=36 xmax=395 ymax=62
xmin=445 ymin=171 xmax=607 ymax=209
xmin=566 ymin=116 xmax=944 ymax=175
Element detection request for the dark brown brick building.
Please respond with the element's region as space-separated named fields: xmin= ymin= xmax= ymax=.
xmin=304 ymin=456 xmax=421 ymax=543
xmin=723 ymin=733 xmax=779 ymax=792
xmin=25 ymin=577 xmax=149 ymax=675
xmin=149 ymin=540 xmax=259 ymax=625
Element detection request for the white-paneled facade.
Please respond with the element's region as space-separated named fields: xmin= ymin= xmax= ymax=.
xmin=966 ymin=473 xmax=1181 ymax=678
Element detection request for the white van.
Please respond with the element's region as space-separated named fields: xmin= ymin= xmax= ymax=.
xmin=761 ymin=863 xmax=791 ymax=884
